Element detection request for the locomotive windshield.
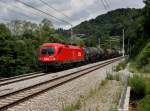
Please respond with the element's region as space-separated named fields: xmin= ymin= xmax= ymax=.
xmin=41 ymin=47 xmax=55 ymax=55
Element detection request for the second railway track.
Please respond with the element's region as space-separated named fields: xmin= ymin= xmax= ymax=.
xmin=0 ymin=57 xmax=122 ymax=111
xmin=0 ymin=71 xmax=46 ymax=87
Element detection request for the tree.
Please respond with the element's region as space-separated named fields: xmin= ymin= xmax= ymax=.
xmin=41 ymin=18 xmax=54 ymax=35
xmin=143 ymin=0 xmax=150 ymax=37
xmin=0 ymin=24 xmax=15 ymax=77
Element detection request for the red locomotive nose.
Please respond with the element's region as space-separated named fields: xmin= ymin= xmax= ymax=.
xmin=39 ymin=46 xmax=56 ymax=62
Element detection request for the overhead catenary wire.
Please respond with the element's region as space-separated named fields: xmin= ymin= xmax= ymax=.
xmin=16 ymin=0 xmax=73 ymax=37
xmin=101 ymin=0 xmax=108 ymax=10
xmin=0 ymin=0 xmax=113 ymax=32
xmin=1 ymin=0 xmax=65 ymax=27
xmin=16 ymin=0 xmax=72 ymax=26
xmin=103 ymin=0 xmax=110 ymax=9
xmin=39 ymin=0 xmax=72 ymax=21
xmin=0 ymin=0 xmax=41 ymax=21
xmin=106 ymin=0 xmax=111 ymax=6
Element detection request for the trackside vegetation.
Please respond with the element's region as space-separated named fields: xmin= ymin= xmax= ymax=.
xmin=137 ymin=95 xmax=150 ymax=111
xmin=0 ymin=19 xmax=56 ymax=77
xmin=114 ymin=1 xmax=150 ymax=110
xmin=129 ymin=42 xmax=150 ymax=73
xmin=128 ymin=75 xmax=150 ymax=111
xmin=63 ymin=78 xmax=122 ymax=111
xmin=114 ymin=59 xmax=128 ymax=72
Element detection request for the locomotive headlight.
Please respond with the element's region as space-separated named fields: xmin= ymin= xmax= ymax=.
xmin=52 ymin=56 xmax=56 ymax=61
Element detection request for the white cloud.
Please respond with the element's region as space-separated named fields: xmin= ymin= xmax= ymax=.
xmin=0 ymin=0 xmax=145 ymax=29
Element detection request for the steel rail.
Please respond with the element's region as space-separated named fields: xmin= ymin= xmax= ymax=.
xmin=0 ymin=71 xmax=43 ymax=82
xmin=0 ymin=71 xmax=47 ymax=87
xmin=0 ymin=57 xmax=122 ymax=110
xmin=0 ymin=58 xmax=120 ymax=86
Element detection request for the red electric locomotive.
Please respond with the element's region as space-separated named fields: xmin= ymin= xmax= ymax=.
xmin=38 ymin=43 xmax=84 ymax=69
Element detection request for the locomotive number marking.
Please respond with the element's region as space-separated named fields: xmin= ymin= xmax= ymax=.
xmin=44 ymin=58 xmax=49 ymax=61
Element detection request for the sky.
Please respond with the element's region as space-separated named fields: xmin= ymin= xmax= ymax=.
xmin=0 ymin=0 xmax=145 ymax=29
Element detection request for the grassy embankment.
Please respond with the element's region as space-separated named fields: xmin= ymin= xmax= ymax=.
xmin=128 ymin=75 xmax=150 ymax=111
xmin=129 ymin=42 xmax=150 ymax=73
xmin=128 ymin=42 xmax=150 ymax=111
xmin=114 ymin=59 xmax=128 ymax=72
xmin=63 ymin=73 xmax=123 ymax=111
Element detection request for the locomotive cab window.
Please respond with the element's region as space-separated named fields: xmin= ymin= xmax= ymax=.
xmin=58 ymin=48 xmax=62 ymax=54
xmin=41 ymin=47 xmax=55 ymax=55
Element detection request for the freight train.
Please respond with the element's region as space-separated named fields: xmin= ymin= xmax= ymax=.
xmin=38 ymin=43 xmax=120 ymax=70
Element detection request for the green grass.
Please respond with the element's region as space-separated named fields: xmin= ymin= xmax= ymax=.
xmin=114 ymin=60 xmax=128 ymax=72
xmin=63 ymin=87 xmax=98 ymax=111
xmin=63 ymin=78 xmax=121 ymax=111
xmin=129 ymin=42 xmax=150 ymax=73
xmin=96 ymin=106 xmax=101 ymax=111
xmin=106 ymin=72 xmax=120 ymax=81
xmin=63 ymin=99 xmax=81 ymax=111
xmin=140 ymin=63 xmax=150 ymax=73
xmin=137 ymin=95 xmax=150 ymax=111
xmin=63 ymin=106 xmax=74 ymax=111
xmin=100 ymin=80 xmax=108 ymax=86
xmin=129 ymin=75 xmax=150 ymax=97
xmin=106 ymin=72 xmax=114 ymax=80
xmin=128 ymin=62 xmax=139 ymax=73
xmin=129 ymin=74 xmax=150 ymax=111
xmin=129 ymin=62 xmax=150 ymax=73
xmin=129 ymin=75 xmax=147 ymax=100
xmin=145 ymin=79 xmax=150 ymax=95
xmin=63 ymin=73 xmax=123 ymax=111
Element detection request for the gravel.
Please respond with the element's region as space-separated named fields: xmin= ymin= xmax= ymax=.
xmin=0 ymin=58 xmax=117 ymax=96
xmin=6 ymin=60 xmax=121 ymax=111
xmin=78 ymin=80 xmax=123 ymax=111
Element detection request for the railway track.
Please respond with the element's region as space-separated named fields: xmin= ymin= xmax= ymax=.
xmin=0 ymin=58 xmax=118 ymax=87
xmin=0 ymin=57 xmax=122 ymax=110
xmin=0 ymin=71 xmax=46 ymax=87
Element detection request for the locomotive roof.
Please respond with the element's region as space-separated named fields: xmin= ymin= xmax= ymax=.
xmin=41 ymin=43 xmax=82 ymax=49
xmin=42 ymin=43 xmax=64 ymax=47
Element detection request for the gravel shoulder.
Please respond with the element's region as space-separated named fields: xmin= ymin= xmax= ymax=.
xmin=75 ymin=80 xmax=123 ymax=111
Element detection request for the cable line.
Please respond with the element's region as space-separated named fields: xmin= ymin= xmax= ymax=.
xmin=103 ymin=0 xmax=110 ymax=9
xmin=39 ymin=0 xmax=72 ymax=21
xmin=101 ymin=0 xmax=108 ymax=10
xmin=16 ymin=0 xmax=72 ymax=26
xmin=0 ymin=0 xmax=39 ymax=21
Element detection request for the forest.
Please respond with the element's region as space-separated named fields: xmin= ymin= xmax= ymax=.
xmin=0 ymin=19 xmax=57 ymax=77
xmin=0 ymin=0 xmax=150 ymax=77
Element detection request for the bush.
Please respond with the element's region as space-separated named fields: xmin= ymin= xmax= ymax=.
xmin=129 ymin=62 xmax=139 ymax=73
xmin=106 ymin=72 xmax=114 ymax=80
xmin=145 ymin=79 xmax=150 ymax=95
xmin=137 ymin=42 xmax=150 ymax=64
xmin=100 ymin=80 xmax=108 ymax=86
xmin=141 ymin=63 xmax=150 ymax=73
xmin=106 ymin=72 xmax=120 ymax=81
xmin=137 ymin=95 xmax=150 ymax=111
xmin=129 ymin=75 xmax=146 ymax=100
xmin=115 ymin=60 xmax=128 ymax=72
xmin=130 ymin=42 xmax=150 ymax=73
